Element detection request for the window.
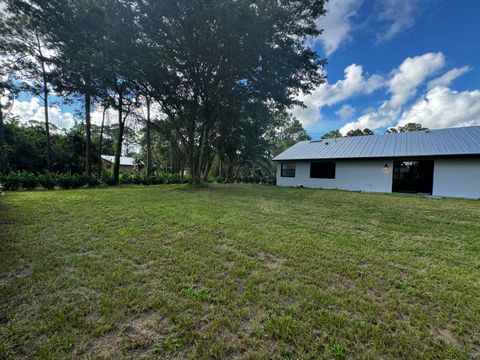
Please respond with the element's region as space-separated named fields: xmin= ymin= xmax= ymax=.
xmin=310 ymin=161 xmax=335 ymax=179
xmin=281 ymin=162 xmax=295 ymax=177
xmin=392 ymin=160 xmax=434 ymax=194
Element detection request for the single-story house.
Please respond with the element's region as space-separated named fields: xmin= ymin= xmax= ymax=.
xmin=101 ymin=155 xmax=136 ymax=173
xmin=273 ymin=125 xmax=480 ymax=199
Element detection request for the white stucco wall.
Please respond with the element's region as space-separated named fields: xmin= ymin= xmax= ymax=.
xmin=276 ymin=160 xmax=394 ymax=193
xmin=432 ymin=158 xmax=480 ymax=199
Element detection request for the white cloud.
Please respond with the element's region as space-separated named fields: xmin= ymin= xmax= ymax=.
xmin=90 ymin=100 xmax=165 ymax=128
xmin=91 ymin=107 xmax=118 ymax=127
xmin=388 ymin=52 xmax=445 ymax=108
xmin=9 ymin=94 xmax=166 ymax=134
xmin=10 ymin=97 xmax=76 ymax=130
xmin=340 ymin=52 xmax=446 ymax=133
xmin=375 ymin=0 xmax=425 ymax=43
xmin=313 ymin=0 xmax=363 ymax=56
xmin=340 ymin=103 xmax=400 ymax=134
xmin=335 ymin=104 xmax=356 ymax=119
xmin=398 ymin=86 xmax=480 ymax=129
xmin=292 ymin=64 xmax=384 ymax=126
xmin=427 ymin=66 xmax=472 ymax=90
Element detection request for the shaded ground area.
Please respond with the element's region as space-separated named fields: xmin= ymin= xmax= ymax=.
xmin=1 ymin=184 xmax=479 ymax=359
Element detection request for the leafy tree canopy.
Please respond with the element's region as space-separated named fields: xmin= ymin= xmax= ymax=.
xmin=321 ymin=129 xmax=342 ymax=139
xmin=386 ymin=123 xmax=429 ymax=133
xmin=345 ymin=128 xmax=374 ymax=137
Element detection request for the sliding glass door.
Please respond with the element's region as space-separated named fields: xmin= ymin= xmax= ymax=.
xmin=392 ymin=160 xmax=434 ymax=194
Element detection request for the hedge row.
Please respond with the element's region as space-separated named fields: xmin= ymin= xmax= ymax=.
xmin=0 ymin=171 xmax=188 ymax=191
xmin=0 ymin=171 xmax=275 ymax=191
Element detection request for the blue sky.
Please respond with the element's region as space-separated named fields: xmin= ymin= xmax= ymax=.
xmin=296 ymin=0 xmax=480 ymax=138
xmin=9 ymin=0 xmax=480 ymax=139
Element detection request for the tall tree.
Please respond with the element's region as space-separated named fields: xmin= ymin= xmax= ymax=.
xmin=267 ymin=112 xmax=311 ymax=157
xmin=0 ymin=11 xmax=19 ymax=174
xmin=138 ymin=0 xmax=327 ymax=183
xmin=99 ymin=0 xmax=140 ymax=183
xmin=0 ymin=72 xmax=18 ymax=174
xmin=11 ymin=0 xmax=108 ymax=176
xmin=98 ymin=105 xmax=108 ymax=176
xmin=2 ymin=1 xmax=55 ymax=170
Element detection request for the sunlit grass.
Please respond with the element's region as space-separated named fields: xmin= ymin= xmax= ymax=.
xmin=1 ymin=184 xmax=479 ymax=359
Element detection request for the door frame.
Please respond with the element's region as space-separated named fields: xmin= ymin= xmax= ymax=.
xmin=392 ymin=159 xmax=435 ymax=195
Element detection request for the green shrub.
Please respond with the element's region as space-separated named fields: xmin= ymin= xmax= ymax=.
xmin=141 ymin=175 xmax=159 ymax=185
xmin=101 ymin=173 xmax=116 ymax=186
xmin=18 ymin=171 xmax=39 ymax=190
xmin=86 ymin=175 xmax=100 ymax=187
xmin=0 ymin=173 xmax=20 ymax=191
xmin=0 ymin=171 xmax=195 ymax=191
xmin=119 ymin=173 xmax=133 ymax=185
xmin=57 ymin=174 xmax=77 ymax=189
xmin=76 ymin=174 xmax=99 ymax=187
xmin=167 ymin=173 xmax=187 ymax=184
xmin=38 ymin=173 xmax=57 ymax=190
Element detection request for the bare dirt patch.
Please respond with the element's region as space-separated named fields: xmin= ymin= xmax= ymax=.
xmin=0 ymin=262 xmax=33 ymax=286
xmin=257 ymin=251 xmax=285 ymax=270
xmin=86 ymin=313 xmax=170 ymax=358
xmin=435 ymin=326 xmax=461 ymax=348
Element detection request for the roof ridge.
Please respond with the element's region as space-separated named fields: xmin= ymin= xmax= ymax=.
xmin=272 ymin=125 xmax=480 ymax=161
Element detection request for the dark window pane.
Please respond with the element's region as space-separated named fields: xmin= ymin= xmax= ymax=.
xmin=310 ymin=161 xmax=335 ymax=179
xmin=281 ymin=162 xmax=295 ymax=177
xmin=392 ymin=160 xmax=434 ymax=194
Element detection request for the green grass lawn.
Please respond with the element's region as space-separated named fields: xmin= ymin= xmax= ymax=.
xmin=1 ymin=184 xmax=479 ymax=359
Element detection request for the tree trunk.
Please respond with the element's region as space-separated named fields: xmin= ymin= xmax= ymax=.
xmin=42 ymin=80 xmax=52 ymax=171
xmin=218 ymin=156 xmax=221 ymax=179
xmin=188 ymin=154 xmax=196 ymax=184
xmin=97 ymin=107 xmax=106 ymax=176
xmin=112 ymin=91 xmax=123 ymax=184
xmin=85 ymin=91 xmax=92 ymax=176
xmin=0 ymin=103 xmax=5 ymax=174
xmin=36 ymin=34 xmax=52 ymax=171
xmin=145 ymin=97 xmax=152 ymax=176
xmin=195 ymin=123 xmax=207 ymax=183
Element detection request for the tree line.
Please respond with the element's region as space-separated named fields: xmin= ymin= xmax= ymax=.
xmin=0 ymin=0 xmax=327 ymax=184
xmin=321 ymin=123 xmax=428 ymax=139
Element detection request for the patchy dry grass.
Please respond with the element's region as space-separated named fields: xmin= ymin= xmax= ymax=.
xmin=0 ymin=184 xmax=479 ymax=359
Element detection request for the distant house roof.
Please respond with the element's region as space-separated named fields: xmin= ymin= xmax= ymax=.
xmin=273 ymin=125 xmax=480 ymax=161
xmin=101 ymin=155 xmax=135 ymax=166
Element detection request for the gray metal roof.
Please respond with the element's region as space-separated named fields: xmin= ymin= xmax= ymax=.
xmin=101 ymin=155 xmax=136 ymax=166
xmin=273 ymin=125 xmax=480 ymax=161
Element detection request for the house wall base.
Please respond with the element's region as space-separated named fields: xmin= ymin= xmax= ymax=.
xmin=276 ymin=158 xmax=480 ymax=199
xmin=432 ymin=158 xmax=480 ymax=199
xmin=276 ymin=160 xmax=393 ymax=193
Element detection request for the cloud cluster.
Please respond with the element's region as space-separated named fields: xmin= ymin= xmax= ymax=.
xmin=335 ymin=104 xmax=356 ymax=119
xmin=427 ymin=66 xmax=472 ymax=90
xmin=313 ymin=0 xmax=430 ymax=57
xmin=7 ymin=94 xmax=168 ymax=134
xmin=292 ymin=64 xmax=384 ymax=126
xmin=10 ymin=97 xmax=76 ymax=130
xmin=314 ymin=0 xmax=363 ymax=56
xmin=291 ymin=50 xmax=478 ymax=134
xmin=89 ymin=101 xmax=165 ymax=128
xmin=398 ymin=86 xmax=480 ymax=129
xmin=338 ymin=53 xmax=479 ymax=133
xmin=374 ymin=0 xmax=426 ymax=43
xmin=388 ymin=52 xmax=445 ymax=108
